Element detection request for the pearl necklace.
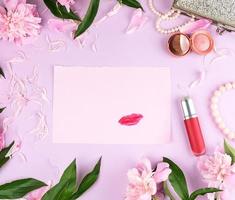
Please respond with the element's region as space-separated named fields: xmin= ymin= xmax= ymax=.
xmin=148 ymin=0 xmax=195 ymax=34
xmin=210 ymin=82 xmax=235 ymax=140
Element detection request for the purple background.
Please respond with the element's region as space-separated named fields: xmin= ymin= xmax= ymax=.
xmin=1 ymin=0 xmax=235 ymax=199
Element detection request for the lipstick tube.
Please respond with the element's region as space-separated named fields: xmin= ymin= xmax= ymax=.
xmin=181 ymin=97 xmax=206 ymax=156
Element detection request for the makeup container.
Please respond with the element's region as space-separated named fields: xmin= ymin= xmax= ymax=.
xmin=168 ymin=30 xmax=214 ymax=56
xmin=181 ymin=96 xmax=206 ymax=156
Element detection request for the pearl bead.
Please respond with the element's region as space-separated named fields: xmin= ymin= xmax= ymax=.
xmin=232 ymin=82 xmax=235 ymax=88
xmin=210 ymin=82 xmax=235 ymax=140
xmin=215 ymin=117 xmax=222 ymax=123
xmin=228 ymin=132 xmax=235 ymax=140
xmin=211 ymin=103 xmax=218 ymax=110
xmin=214 ymin=90 xmax=222 ymax=96
xmin=212 ymin=110 xmax=220 ymax=117
xmin=148 ymin=0 xmax=195 ymax=35
xmin=224 ymin=128 xmax=231 ymax=135
xmin=211 ymin=96 xmax=218 ymax=103
xmin=218 ymin=122 xmax=226 ymax=129
xmin=225 ymin=83 xmax=232 ymax=90
xmin=219 ymin=86 xmax=226 ymax=92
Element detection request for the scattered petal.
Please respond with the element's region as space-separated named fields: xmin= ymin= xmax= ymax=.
xmin=91 ymin=33 xmax=98 ymax=53
xmin=29 ymin=112 xmax=48 ymax=140
xmin=95 ymin=3 xmax=122 ymax=26
xmin=46 ymin=35 xmax=67 ymax=52
xmin=48 ymin=19 xmax=76 ymax=33
xmin=126 ymin=8 xmax=148 ymax=34
xmin=76 ymin=31 xmax=89 ymax=48
xmin=189 ymin=69 xmax=207 ymax=88
xmin=180 ymin=19 xmax=212 ymax=34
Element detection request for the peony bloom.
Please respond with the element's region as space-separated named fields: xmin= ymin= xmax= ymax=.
xmin=125 ymin=158 xmax=171 ymax=200
xmin=197 ymin=151 xmax=235 ymax=182
xmin=0 ymin=0 xmax=41 ymax=44
xmin=57 ymin=0 xmax=75 ymax=12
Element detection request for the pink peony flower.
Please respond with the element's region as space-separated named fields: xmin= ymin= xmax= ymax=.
xmin=125 ymin=158 xmax=171 ymax=200
xmin=197 ymin=151 xmax=235 ymax=182
xmin=0 ymin=0 xmax=41 ymax=44
xmin=57 ymin=0 xmax=75 ymax=12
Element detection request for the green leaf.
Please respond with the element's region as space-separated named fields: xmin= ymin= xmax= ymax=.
xmin=74 ymin=0 xmax=100 ymax=38
xmin=0 ymin=67 xmax=5 ymax=79
xmin=0 ymin=178 xmax=46 ymax=199
xmin=42 ymin=159 xmax=77 ymax=200
xmin=43 ymin=0 xmax=80 ymax=21
xmin=163 ymin=157 xmax=189 ymax=200
xmin=224 ymin=140 xmax=235 ymax=163
xmin=189 ymin=188 xmax=222 ymax=200
xmin=71 ymin=157 xmax=102 ymax=199
xmin=0 ymin=107 xmax=5 ymax=114
xmin=118 ymin=0 xmax=143 ymax=10
xmin=0 ymin=142 xmax=14 ymax=168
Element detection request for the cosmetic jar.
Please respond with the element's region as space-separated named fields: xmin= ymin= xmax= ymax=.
xmin=168 ymin=30 xmax=214 ymax=56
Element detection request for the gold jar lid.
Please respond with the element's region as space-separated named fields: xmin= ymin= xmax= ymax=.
xmin=168 ymin=33 xmax=191 ymax=56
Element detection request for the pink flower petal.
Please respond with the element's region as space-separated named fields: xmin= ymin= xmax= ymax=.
xmin=48 ymin=19 xmax=76 ymax=33
xmin=0 ymin=131 xmax=5 ymax=150
xmin=27 ymin=180 xmax=52 ymax=200
xmin=137 ymin=158 xmax=152 ymax=173
xmin=126 ymin=8 xmax=148 ymax=34
xmin=220 ymin=175 xmax=235 ymax=200
xmin=0 ymin=6 xmax=6 ymax=15
xmin=154 ymin=162 xmax=171 ymax=183
xmin=57 ymin=0 xmax=75 ymax=12
xmin=189 ymin=69 xmax=207 ymax=88
xmin=3 ymin=0 xmax=25 ymax=11
xmin=180 ymin=19 xmax=212 ymax=34
xmin=95 ymin=3 xmax=122 ymax=26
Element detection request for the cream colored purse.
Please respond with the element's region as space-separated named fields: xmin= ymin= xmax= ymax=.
xmin=173 ymin=0 xmax=235 ymax=33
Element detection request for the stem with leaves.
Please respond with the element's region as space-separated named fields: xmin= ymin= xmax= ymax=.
xmin=0 ymin=142 xmax=47 ymax=199
xmin=44 ymin=0 xmax=143 ymax=38
xmin=42 ymin=157 xmax=102 ymax=200
xmin=163 ymin=157 xmax=221 ymax=200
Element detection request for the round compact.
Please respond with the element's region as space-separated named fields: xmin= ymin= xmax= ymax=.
xmin=168 ymin=30 xmax=214 ymax=57
xmin=191 ymin=30 xmax=214 ymax=55
xmin=168 ymin=33 xmax=191 ymax=56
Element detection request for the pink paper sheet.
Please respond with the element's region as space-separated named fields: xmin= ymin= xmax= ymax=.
xmin=53 ymin=66 xmax=171 ymax=144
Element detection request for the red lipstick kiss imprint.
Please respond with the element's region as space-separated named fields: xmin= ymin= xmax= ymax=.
xmin=118 ymin=113 xmax=143 ymax=126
